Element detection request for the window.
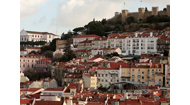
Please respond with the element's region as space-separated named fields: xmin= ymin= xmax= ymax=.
xmin=49 ymin=35 xmax=51 ymax=38
xmin=128 ymin=69 xmax=130 ymax=71
xmin=117 ymin=80 xmax=119 ymax=82
xmin=122 ymin=73 xmax=125 ymax=76
xmin=148 ymin=69 xmax=150 ymax=72
xmin=23 ymin=64 xmax=25 ymax=67
xmin=152 ymin=69 xmax=154 ymax=72
xmin=28 ymin=60 xmax=29 ymax=62
xmin=142 ymin=76 xmax=144 ymax=79
xmin=32 ymin=60 xmax=33 ymax=62
xmin=132 ymin=69 xmax=134 ymax=72
xmin=132 ymin=79 xmax=134 ymax=82
xmin=105 ymin=74 xmax=107 ymax=77
xmin=159 ymin=79 xmax=161 ymax=81
xmin=142 ymin=71 xmax=144 ymax=74
xmin=122 ymin=69 xmax=125 ymax=71
xmin=102 ymin=74 xmax=104 ymax=77
xmin=28 ymin=65 xmax=29 ymax=68
xmin=152 ymin=74 xmax=154 ymax=76
xmin=105 ymin=80 xmax=107 ymax=82
xmin=138 ymin=69 xmax=140 ymax=72
xmin=102 ymin=79 xmax=104 ymax=82
xmin=98 ymin=74 xmax=100 ymax=77
xmin=23 ymin=60 xmax=25 ymax=62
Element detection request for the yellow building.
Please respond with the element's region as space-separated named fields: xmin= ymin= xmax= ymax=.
xmin=82 ymin=73 xmax=97 ymax=89
xmin=119 ymin=61 xmax=164 ymax=87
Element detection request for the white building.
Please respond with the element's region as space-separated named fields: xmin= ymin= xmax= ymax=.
xmin=41 ymin=88 xmax=64 ymax=97
xmin=123 ymin=32 xmax=159 ymax=55
xmin=20 ymin=50 xmax=28 ymax=56
xmin=97 ymin=68 xmax=120 ymax=88
xmin=20 ymin=29 xmax=60 ymax=42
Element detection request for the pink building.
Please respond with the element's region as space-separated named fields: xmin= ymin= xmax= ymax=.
xmin=20 ymin=54 xmax=45 ymax=72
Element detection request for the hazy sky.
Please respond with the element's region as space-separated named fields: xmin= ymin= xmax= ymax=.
xmin=20 ymin=0 xmax=170 ymax=36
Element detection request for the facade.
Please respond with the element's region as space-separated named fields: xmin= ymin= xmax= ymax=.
xmin=97 ymin=68 xmax=120 ymax=88
xmin=20 ymin=54 xmax=45 ymax=72
xmin=73 ymin=34 xmax=101 ymax=45
xmin=41 ymin=88 xmax=64 ymax=97
xmin=20 ymin=50 xmax=28 ymax=56
xmin=20 ymin=29 xmax=60 ymax=42
xmin=34 ymin=58 xmax=52 ymax=72
xmin=120 ymin=62 xmax=164 ymax=87
xmin=29 ymin=78 xmax=58 ymax=89
xmin=92 ymin=37 xmax=108 ymax=49
xmin=77 ymin=40 xmax=92 ymax=50
xmin=157 ymin=34 xmax=170 ymax=54
xmin=123 ymin=33 xmax=159 ymax=55
xmin=82 ymin=73 xmax=97 ymax=89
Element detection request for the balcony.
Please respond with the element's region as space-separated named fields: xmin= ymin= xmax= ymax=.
xmin=137 ymin=75 xmax=141 ymax=78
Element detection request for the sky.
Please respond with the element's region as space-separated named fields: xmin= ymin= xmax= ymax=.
xmin=20 ymin=0 xmax=170 ymax=36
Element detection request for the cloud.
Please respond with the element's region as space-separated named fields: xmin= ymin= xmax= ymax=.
xmin=20 ymin=0 xmax=50 ymax=21
xmin=55 ymin=0 xmax=123 ymax=28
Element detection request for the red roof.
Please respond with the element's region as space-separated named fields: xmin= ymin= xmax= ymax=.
xmin=64 ymin=83 xmax=82 ymax=93
xmin=74 ymin=34 xmax=101 ymax=38
xmin=20 ymin=88 xmax=41 ymax=92
xmin=97 ymin=67 xmax=119 ymax=70
xmin=34 ymin=101 xmax=63 ymax=105
xmin=25 ymin=47 xmax=41 ymax=49
xmin=83 ymin=73 xmax=94 ymax=77
xmin=20 ymin=99 xmax=33 ymax=104
xmin=109 ymin=62 xmax=130 ymax=68
xmin=44 ymin=87 xmax=64 ymax=91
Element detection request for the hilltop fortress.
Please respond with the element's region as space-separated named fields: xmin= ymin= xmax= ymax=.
xmin=114 ymin=5 xmax=170 ymax=22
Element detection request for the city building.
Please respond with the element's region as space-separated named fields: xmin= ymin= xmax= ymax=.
xmin=20 ymin=54 xmax=45 ymax=72
xmin=73 ymin=34 xmax=101 ymax=45
xmin=77 ymin=40 xmax=92 ymax=50
xmin=20 ymin=50 xmax=27 ymax=56
xmin=157 ymin=34 xmax=170 ymax=54
xmin=97 ymin=67 xmax=120 ymax=88
xmin=41 ymin=87 xmax=64 ymax=97
xmin=34 ymin=58 xmax=52 ymax=72
xmin=82 ymin=73 xmax=97 ymax=89
xmin=20 ymin=29 xmax=60 ymax=42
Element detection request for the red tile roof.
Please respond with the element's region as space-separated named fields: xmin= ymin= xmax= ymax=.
xmin=20 ymin=99 xmax=33 ymax=104
xmin=83 ymin=73 xmax=94 ymax=77
xmin=97 ymin=67 xmax=119 ymax=70
xmin=64 ymin=83 xmax=82 ymax=93
xmin=20 ymin=88 xmax=41 ymax=92
xmin=44 ymin=87 xmax=64 ymax=91
xmin=34 ymin=101 xmax=63 ymax=105
xmin=74 ymin=34 xmax=101 ymax=38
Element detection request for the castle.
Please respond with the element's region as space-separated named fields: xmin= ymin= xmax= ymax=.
xmin=114 ymin=5 xmax=170 ymax=22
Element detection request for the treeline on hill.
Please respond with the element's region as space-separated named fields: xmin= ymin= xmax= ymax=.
xmin=62 ymin=14 xmax=170 ymax=38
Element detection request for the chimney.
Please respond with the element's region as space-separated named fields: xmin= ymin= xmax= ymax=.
xmin=135 ymin=32 xmax=138 ymax=37
xmin=150 ymin=32 xmax=153 ymax=37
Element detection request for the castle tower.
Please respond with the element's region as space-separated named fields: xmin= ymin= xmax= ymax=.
xmin=152 ymin=7 xmax=159 ymax=16
xmin=121 ymin=10 xmax=129 ymax=23
xmin=138 ymin=8 xmax=145 ymax=21
xmin=115 ymin=12 xmax=120 ymax=17
xmin=167 ymin=5 xmax=170 ymax=16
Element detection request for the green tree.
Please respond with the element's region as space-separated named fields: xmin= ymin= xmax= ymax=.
xmin=73 ymin=27 xmax=85 ymax=35
xmin=85 ymin=21 xmax=105 ymax=37
xmin=101 ymin=18 xmax=107 ymax=25
xmin=60 ymin=40 xmax=76 ymax=62
xmin=43 ymin=51 xmax=53 ymax=58
xmin=126 ymin=16 xmax=135 ymax=24
xmin=163 ymin=8 xmax=167 ymax=11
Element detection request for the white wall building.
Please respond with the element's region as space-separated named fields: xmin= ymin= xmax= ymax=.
xmin=20 ymin=29 xmax=60 ymax=42
xmin=97 ymin=68 xmax=120 ymax=88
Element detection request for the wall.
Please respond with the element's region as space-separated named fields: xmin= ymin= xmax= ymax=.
xmin=128 ymin=12 xmax=139 ymax=22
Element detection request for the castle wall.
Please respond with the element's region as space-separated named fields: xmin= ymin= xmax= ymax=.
xmin=144 ymin=11 xmax=152 ymax=21
xmin=167 ymin=5 xmax=170 ymax=16
xmin=158 ymin=11 xmax=168 ymax=16
xmin=128 ymin=12 xmax=139 ymax=22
